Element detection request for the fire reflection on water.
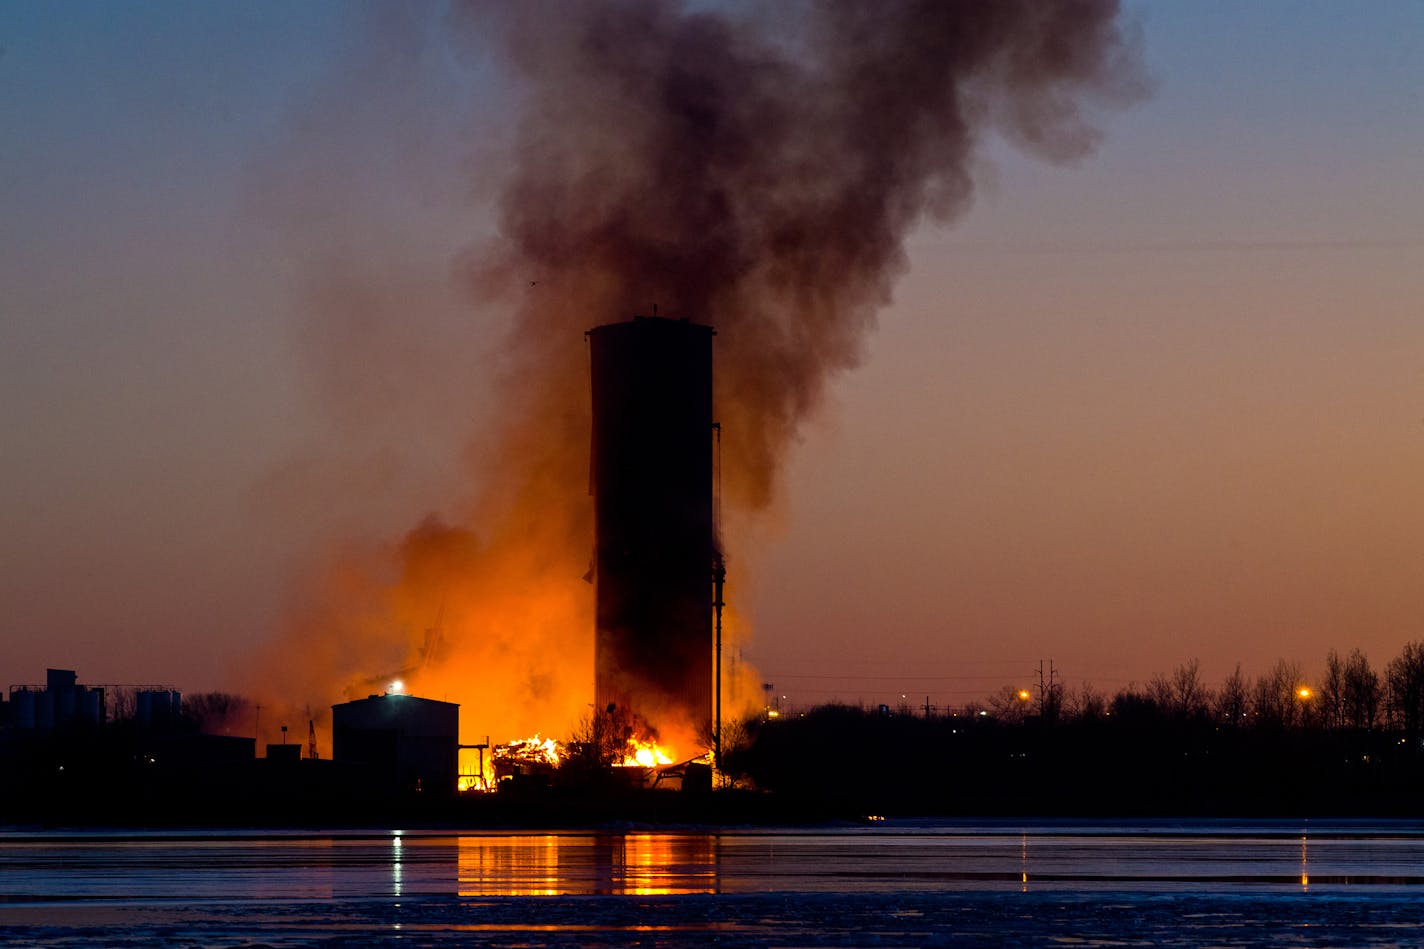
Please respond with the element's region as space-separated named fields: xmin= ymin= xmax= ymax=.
xmin=458 ymin=836 xmax=561 ymax=896
xmin=618 ymin=834 xmax=716 ymax=896
xmin=456 ymin=834 xmax=717 ymax=896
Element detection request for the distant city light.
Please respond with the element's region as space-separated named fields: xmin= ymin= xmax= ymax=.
xmin=390 ymin=680 xmax=405 ymax=695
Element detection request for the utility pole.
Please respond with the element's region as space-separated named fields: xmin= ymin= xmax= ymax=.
xmin=1050 ymin=659 xmax=1057 ymax=720
xmin=711 ymin=420 xmax=724 ymax=778
xmin=924 ymin=695 xmax=932 ymax=719
xmin=712 ymin=552 xmax=725 ymax=770
xmin=1037 ymin=660 xmax=1058 ymax=722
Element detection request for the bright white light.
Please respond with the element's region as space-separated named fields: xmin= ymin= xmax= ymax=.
xmin=390 ymin=680 xmax=405 ymax=694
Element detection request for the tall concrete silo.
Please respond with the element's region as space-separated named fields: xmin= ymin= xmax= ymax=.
xmin=587 ymin=316 xmax=715 ymax=743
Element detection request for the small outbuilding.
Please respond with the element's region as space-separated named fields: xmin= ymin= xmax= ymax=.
xmin=331 ymin=693 xmax=459 ymax=795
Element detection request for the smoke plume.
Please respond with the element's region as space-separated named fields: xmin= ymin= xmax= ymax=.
xmin=247 ymin=0 xmax=1145 ymax=752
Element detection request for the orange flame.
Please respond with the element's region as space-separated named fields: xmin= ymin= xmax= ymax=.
xmin=499 ymin=733 xmax=562 ymax=768
xmin=619 ymin=737 xmax=674 ymax=768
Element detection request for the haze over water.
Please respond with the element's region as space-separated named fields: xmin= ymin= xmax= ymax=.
xmin=5 ymin=821 xmax=1424 ymax=946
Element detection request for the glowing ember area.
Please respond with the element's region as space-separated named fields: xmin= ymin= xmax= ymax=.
xmin=619 ymin=738 xmax=674 ymax=769
xmin=488 ymin=733 xmax=565 ymax=786
xmin=479 ymin=726 xmax=683 ymax=786
xmin=497 ymin=734 xmax=562 ymax=769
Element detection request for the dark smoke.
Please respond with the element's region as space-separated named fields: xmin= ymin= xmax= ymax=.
xmin=248 ymin=0 xmax=1145 ymax=747
xmin=469 ymin=0 xmax=1146 ymax=508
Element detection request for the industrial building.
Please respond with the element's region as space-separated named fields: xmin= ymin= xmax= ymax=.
xmin=588 ymin=316 xmax=716 ymax=742
xmin=135 ymin=689 xmax=182 ymax=729
xmin=331 ymin=692 xmax=458 ymax=795
xmin=5 ymin=670 xmax=184 ymax=733
xmin=8 ymin=669 xmax=106 ymax=731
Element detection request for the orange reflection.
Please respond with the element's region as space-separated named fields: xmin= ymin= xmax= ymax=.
xmin=616 ymin=834 xmax=714 ymax=895
xmin=458 ymin=835 xmax=561 ymax=897
xmin=455 ymin=834 xmax=717 ymax=896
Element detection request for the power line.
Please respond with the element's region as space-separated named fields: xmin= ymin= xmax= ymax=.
xmin=769 ymin=687 xmax=1037 ymax=696
xmin=774 ymin=669 xmax=1053 ymax=675
xmin=743 ymin=654 xmax=1038 ymax=667
xmin=935 ymin=236 xmax=1424 ymax=256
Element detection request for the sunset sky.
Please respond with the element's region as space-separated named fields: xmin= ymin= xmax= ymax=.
xmin=2 ymin=2 xmax=1422 ymax=721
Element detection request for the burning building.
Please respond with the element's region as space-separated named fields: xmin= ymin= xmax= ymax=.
xmin=588 ymin=316 xmax=716 ymax=748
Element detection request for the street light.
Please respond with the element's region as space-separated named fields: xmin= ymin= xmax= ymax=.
xmin=1297 ymin=686 xmax=1313 ymax=700
xmin=1017 ymin=690 xmax=1032 ymax=702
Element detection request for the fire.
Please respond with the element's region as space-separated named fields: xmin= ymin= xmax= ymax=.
xmin=242 ymin=0 xmax=1138 ymax=785
xmin=619 ymin=737 xmax=674 ymax=769
xmin=488 ymin=733 xmax=564 ymax=786
xmin=482 ymin=730 xmax=678 ymax=785
xmin=499 ymin=733 xmax=562 ymax=768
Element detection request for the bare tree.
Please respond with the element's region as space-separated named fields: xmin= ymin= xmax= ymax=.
xmin=1386 ymin=641 xmax=1424 ymax=744
xmin=1146 ymin=660 xmax=1209 ymax=719
xmin=1251 ymin=659 xmax=1304 ymax=728
xmin=714 ymin=716 xmax=756 ymax=786
xmin=566 ymin=704 xmax=639 ymax=770
xmin=1147 ymin=673 xmax=1174 ymax=712
xmin=1215 ymin=663 xmax=1248 ymax=728
xmin=1041 ymin=680 xmax=1066 ymax=724
xmin=1342 ymin=648 xmax=1380 ymax=731
xmin=987 ymin=685 xmax=1034 ymax=724
xmin=1320 ymin=650 xmax=1346 ymax=730
xmin=1108 ymin=683 xmax=1158 ymax=723
xmin=1172 ymin=659 xmax=1211 ymax=719
xmin=1069 ymin=682 xmax=1107 ymax=722
xmin=184 ymin=692 xmax=253 ymax=735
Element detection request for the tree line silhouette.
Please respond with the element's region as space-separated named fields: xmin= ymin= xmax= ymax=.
xmin=725 ymin=642 xmax=1424 ymax=816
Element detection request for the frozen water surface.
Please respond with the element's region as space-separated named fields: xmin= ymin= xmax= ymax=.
xmin=3 ymin=820 xmax=1424 ymax=946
